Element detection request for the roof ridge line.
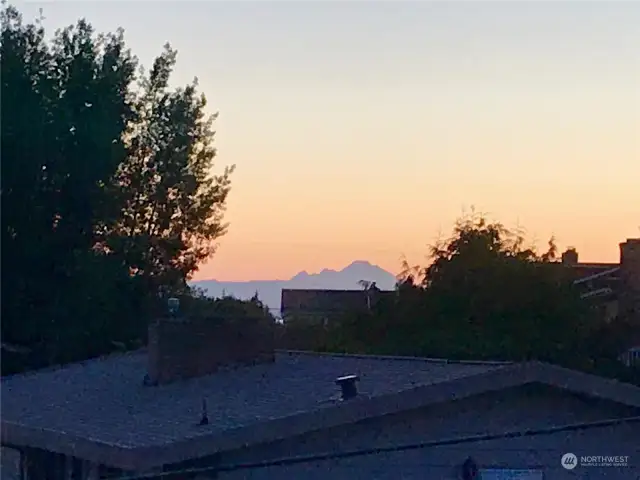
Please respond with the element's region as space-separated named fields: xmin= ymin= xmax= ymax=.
xmin=276 ymin=349 xmax=513 ymax=366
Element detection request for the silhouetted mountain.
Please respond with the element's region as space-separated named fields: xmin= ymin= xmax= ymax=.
xmin=190 ymin=261 xmax=397 ymax=315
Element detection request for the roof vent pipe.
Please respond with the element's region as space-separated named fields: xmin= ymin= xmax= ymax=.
xmin=199 ymin=398 xmax=209 ymax=426
xmin=336 ymin=374 xmax=359 ymax=400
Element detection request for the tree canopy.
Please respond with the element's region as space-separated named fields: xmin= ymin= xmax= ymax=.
xmin=1 ymin=5 xmax=233 ymax=373
xmin=281 ymin=212 xmax=638 ymax=383
xmin=407 ymin=213 xmax=589 ymax=363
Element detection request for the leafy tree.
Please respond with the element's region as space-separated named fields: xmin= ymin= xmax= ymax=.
xmin=1 ymin=5 xmax=139 ymax=369
xmin=1 ymin=5 xmax=232 ymax=373
xmin=175 ymin=290 xmax=277 ymax=351
xmin=108 ymin=45 xmax=233 ymax=293
xmin=276 ymin=318 xmax=333 ymax=352
xmin=312 ymin=212 xmax=595 ymax=365
xmin=414 ymin=213 xmax=586 ymax=362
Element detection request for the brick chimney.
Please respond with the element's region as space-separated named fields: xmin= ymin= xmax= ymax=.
xmin=619 ymin=238 xmax=640 ymax=322
xmin=147 ymin=316 xmax=275 ymax=385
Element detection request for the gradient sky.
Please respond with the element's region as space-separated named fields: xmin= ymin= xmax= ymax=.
xmin=18 ymin=1 xmax=639 ymax=281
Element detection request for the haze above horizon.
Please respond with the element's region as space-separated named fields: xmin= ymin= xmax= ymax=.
xmin=197 ymin=259 xmax=391 ymax=283
xmin=22 ymin=1 xmax=640 ymax=281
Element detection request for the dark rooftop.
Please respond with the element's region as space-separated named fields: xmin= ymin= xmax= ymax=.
xmin=4 ymin=350 xmax=640 ymax=471
xmin=0 ymin=351 xmax=504 ymax=450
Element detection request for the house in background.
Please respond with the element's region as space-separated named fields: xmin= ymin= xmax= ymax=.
xmin=279 ymin=238 xmax=640 ymax=326
xmin=2 ymin=314 xmax=640 ymax=479
xmin=280 ymin=287 xmax=395 ymax=323
xmin=563 ymin=238 xmax=640 ymax=322
xmin=562 ymin=238 xmax=640 ymax=366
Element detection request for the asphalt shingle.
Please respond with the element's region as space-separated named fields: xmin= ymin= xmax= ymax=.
xmin=1 ymin=351 xmax=505 ymax=449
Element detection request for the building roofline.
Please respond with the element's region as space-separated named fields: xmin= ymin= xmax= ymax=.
xmin=140 ymin=361 xmax=640 ymax=469
xmin=281 ymin=289 xmax=394 ymax=292
xmin=0 ymin=422 xmax=139 ymax=469
xmin=573 ymin=267 xmax=621 ymax=285
xmin=572 ymin=262 xmax=620 ymax=269
xmin=3 ymin=355 xmax=640 ymax=470
xmin=0 ymin=348 xmax=146 ymax=380
xmin=580 ymin=288 xmax=615 ymax=300
xmin=119 ymin=415 xmax=640 ymax=479
xmin=277 ymin=349 xmax=512 ymax=366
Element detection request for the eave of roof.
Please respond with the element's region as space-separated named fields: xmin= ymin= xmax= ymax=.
xmin=573 ymin=262 xmax=620 ymax=269
xmin=573 ymin=267 xmax=621 ymax=285
xmin=134 ymin=361 xmax=640 ymax=470
xmin=2 ymin=353 xmax=640 ymax=471
xmin=580 ymin=288 xmax=617 ymax=300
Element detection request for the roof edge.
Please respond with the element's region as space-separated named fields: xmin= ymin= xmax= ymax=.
xmin=524 ymin=361 xmax=640 ymax=408
xmin=573 ymin=267 xmax=621 ymax=285
xmin=143 ymin=361 xmax=640 ymax=468
xmin=4 ymin=359 xmax=640 ymax=471
xmin=277 ymin=349 xmax=513 ymax=366
xmin=0 ymin=421 xmax=141 ymax=471
xmin=573 ymin=262 xmax=620 ymax=269
xmin=281 ymin=288 xmax=395 ymax=292
xmin=0 ymin=348 xmax=147 ymax=381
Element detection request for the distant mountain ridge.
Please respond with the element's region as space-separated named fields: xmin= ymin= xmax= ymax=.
xmin=190 ymin=261 xmax=397 ymax=315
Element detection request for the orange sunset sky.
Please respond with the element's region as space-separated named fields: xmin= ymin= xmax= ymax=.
xmin=23 ymin=1 xmax=639 ymax=281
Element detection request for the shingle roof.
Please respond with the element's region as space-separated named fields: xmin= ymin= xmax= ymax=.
xmin=1 ymin=350 xmax=502 ymax=445
xmin=0 ymin=351 xmax=503 ymax=464
xmin=2 ymin=350 xmax=640 ymax=471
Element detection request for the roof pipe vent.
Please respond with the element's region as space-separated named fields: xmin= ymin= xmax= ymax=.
xmin=199 ymin=398 xmax=209 ymax=426
xmin=336 ymin=374 xmax=359 ymax=400
xmin=461 ymin=457 xmax=479 ymax=480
